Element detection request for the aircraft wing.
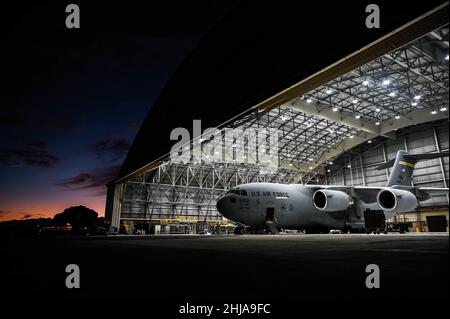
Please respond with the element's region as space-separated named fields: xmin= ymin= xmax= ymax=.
xmin=303 ymin=185 xmax=382 ymax=203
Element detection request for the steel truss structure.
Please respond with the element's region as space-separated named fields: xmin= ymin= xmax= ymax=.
xmin=115 ymin=27 xmax=449 ymax=226
xmin=304 ymin=29 xmax=449 ymax=123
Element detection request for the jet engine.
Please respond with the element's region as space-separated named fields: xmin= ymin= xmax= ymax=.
xmin=377 ymin=188 xmax=418 ymax=213
xmin=313 ymin=189 xmax=352 ymax=212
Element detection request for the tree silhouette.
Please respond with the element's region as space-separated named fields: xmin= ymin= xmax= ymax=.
xmin=53 ymin=205 xmax=98 ymax=233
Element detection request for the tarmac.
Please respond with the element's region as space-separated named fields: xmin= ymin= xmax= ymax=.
xmin=1 ymin=233 xmax=448 ymax=302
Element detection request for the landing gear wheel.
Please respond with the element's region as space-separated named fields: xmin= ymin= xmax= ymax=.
xmin=342 ymin=225 xmax=352 ymax=234
xmin=234 ymin=227 xmax=245 ymax=235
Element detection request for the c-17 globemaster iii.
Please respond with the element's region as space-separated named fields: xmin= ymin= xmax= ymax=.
xmin=216 ymin=150 xmax=449 ymax=234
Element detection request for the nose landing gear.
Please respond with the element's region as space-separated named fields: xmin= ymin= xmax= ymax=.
xmin=233 ymin=226 xmax=245 ymax=235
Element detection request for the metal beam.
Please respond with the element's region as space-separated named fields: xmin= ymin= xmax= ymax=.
xmin=285 ymin=99 xmax=396 ymax=139
xmin=252 ymin=3 xmax=449 ymax=113
xmin=377 ymin=107 xmax=448 ymax=134
xmin=284 ymin=107 xmax=449 ymax=177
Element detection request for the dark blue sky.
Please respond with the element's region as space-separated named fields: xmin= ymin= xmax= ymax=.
xmin=0 ymin=1 xmax=240 ymax=220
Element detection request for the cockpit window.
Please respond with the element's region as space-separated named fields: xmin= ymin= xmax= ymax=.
xmin=226 ymin=189 xmax=248 ymax=196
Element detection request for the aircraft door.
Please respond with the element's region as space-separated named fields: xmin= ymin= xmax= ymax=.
xmin=266 ymin=207 xmax=275 ymax=222
xmin=265 ymin=207 xmax=279 ymax=234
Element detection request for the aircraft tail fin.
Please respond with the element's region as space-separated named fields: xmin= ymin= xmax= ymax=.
xmin=376 ymin=150 xmax=449 ymax=187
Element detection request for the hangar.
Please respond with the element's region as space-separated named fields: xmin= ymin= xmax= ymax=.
xmin=105 ymin=2 xmax=449 ymax=234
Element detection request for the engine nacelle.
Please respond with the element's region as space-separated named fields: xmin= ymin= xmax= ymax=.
xmin=313 ymin=189 xmax=352 ymax=212
xmin=377 ymin=188 xmax=418 ymax=213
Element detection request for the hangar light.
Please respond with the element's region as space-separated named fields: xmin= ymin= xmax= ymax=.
xmin=306 ymin=98 xmax=312 ymax=103
xmin=352 ymin=99 xmax=358 ymax=104
xmin=363 ymin=80 xmax=369 ymax=86
xmin=355 ymin=114 xmax=361 ymax=119
xmin=395 ymin=115 xmax=401 ymax=119
xmin=414 ymin=95 xmax=421 ymax=100
xmin=431 ymin=110 xmax=437 ymax=115
xmin=332 ymin=107 xmax=338 ymax=112
xmin=411 ymin=102 xmax=418 ymax=106
xmin=388 ymin=92 xmax=396 ymax=97
xmin=440 ymin=107 xmax=447 ymax=111
xmin=382 ymin=79 xmax=390 ymax=85
xmin=375 ymin=121 xmax=380 ymax=125
xmin=375 ymin=108 xmax=381 ymax=112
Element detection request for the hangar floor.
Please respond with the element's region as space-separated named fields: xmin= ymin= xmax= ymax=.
xmin=2 ymin=234 xmax=448 ymax=302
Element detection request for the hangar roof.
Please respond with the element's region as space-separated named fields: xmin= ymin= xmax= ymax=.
xmin=116 ymin=1 xmax=448 ymax=183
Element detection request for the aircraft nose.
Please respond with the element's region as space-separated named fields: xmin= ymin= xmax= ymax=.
xmin=217 ymin=195 xmax=234 ymax=219
xmin=216 ymin=196 xmax=227 ymax=216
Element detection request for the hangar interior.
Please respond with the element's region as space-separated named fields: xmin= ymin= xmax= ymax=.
xmin=106 ymin=23 xmax=449 ymax=234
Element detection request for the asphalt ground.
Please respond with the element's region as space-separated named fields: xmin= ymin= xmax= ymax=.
xmin=1 ymin=233 xmax=448 ymax=315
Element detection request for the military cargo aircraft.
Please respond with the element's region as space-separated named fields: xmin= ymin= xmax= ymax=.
xmin=216 ymin=150 xmax=449 ymax=234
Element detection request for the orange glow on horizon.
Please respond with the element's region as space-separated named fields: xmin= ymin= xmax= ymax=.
xmin=0 ymin=195 xmax=106 ymax=222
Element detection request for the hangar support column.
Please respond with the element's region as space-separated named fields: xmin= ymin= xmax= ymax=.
xmin=433 ymin=127 xmax=449 ymax=205
xmin=105 ymin=183 xmax=124 ymax=231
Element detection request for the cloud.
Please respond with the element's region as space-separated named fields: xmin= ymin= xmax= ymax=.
xmin=0 ymin=141 xmax=60 ymax=167
xmin=54 ymin=164 xmax=121 ymax=194
xmin=22 ymin=139 xmax=48 ymax=149
xmin=0 ymin=209 xmax=9 ymax=217
xmin=22 ymin=214 xmax=33 ymax=219
xmin=90 ymin=138 xmax=130 ymax=163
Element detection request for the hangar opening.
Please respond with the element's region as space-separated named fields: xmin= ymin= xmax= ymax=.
xmin=106 ymin=4 xmax=449 ymax=234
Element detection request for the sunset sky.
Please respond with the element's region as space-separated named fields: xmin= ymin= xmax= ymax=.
xmin=0 ymin=2 xmax=238 ymax=221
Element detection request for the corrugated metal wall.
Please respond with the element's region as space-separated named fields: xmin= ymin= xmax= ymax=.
xmin=327 ymin=123 xmax=449 ymax=206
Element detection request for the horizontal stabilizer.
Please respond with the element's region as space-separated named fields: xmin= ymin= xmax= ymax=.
xmin=404 ymin=150 xmax=449 ymax=161
xmin=376 ymin=158 xmax=395 ymax=170
xmin=417 ymin=187 xmax=449 ymax=197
